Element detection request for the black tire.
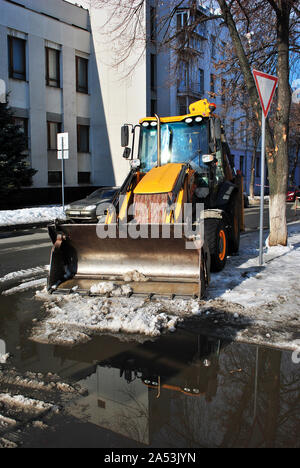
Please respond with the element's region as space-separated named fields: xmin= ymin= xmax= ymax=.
xmin=204 ymin=218 xmax=228 ymax=272
xmin=228 ymin=196 xmax=241 ymax=255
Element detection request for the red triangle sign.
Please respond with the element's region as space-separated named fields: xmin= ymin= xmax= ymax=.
xmin=252 ymin=69 xmax=278 ymax=118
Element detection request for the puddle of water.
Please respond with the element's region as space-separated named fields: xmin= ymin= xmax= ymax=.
xmin=0 ymin=289 xmax=300 ymax=448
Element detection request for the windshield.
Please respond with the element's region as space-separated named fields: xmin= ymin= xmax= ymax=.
xmin=87 ymin=189 xmax=117 ymax=200
xmin=139 ymin=120 xmax=209 ymax=172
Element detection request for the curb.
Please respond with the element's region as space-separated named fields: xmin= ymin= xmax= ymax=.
xmin=0 ymin=222 xmax=50 ymax=233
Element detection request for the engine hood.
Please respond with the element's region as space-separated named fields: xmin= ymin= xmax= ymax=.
xmin=134 ymin=163 xmax=185 ymax=195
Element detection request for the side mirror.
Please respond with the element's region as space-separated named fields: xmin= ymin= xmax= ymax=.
xmin=121 ymin=125 xmax=129 ymax=148
xmin=202 ymin=154 xmax=215 ymax=164
xmin=123 ymin=147 xmax=131 ymax=159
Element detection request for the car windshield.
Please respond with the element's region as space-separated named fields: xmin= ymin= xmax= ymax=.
xmin=87 ymin=189 xmax=116 ymax=200
xmin=87 ymin=189 xmax=103 ymax=200
xmin=139 ymin=120 xmax=210 ymax=173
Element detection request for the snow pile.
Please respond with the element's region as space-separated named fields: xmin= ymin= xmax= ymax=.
xmin=0 ymin=266 xmax=49 ymax=285
xmin=32 ymin=292 xmax=204 ymax=344
xmin=0 ymin=393 xmax=53 ymax=413
xmin=37 ymin=294 xmax=188 ymax=336
xmin=0 ymin=414 xmax=16 ymax=430
xmin=123 ymin=270 xmax=149 ymax=282
xmin=89 ymin=282 xmax=133 ymax=297
xmin=0 ymin=353 xmax=10 ymax=364
xmin=209 ymin=223 xmax=300 ymax=309
xmin=2 ymin=278 xmax=47 ymax=296
xmin=0 ymin=206 xmax=66 ymax=227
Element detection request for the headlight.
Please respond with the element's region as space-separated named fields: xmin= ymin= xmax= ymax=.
xmin=65 ymin=205 xmax=71 ymax=211
xmin=84 ymin=205 xmax=97 ymax=211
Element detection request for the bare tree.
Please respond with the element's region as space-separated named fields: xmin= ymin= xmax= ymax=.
xmin=86 ymin=0 xmax=299 ymax=245
xmin=215 ymin=0 xmax=299 ymax=246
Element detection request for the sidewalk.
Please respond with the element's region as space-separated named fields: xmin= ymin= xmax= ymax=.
xmin=249 ymin=195 xmax=270 ymax=206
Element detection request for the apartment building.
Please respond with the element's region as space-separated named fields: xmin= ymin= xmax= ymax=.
xmin=0 ymin=0 xmax=269 ymax=194
xmin=146 ymin=0 xmax=262 ymax=193
xmin=0 ymin=0 xmax=115 ymax=189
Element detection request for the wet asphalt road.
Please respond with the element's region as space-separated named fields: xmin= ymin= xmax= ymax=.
xmin=0 ymin=228 xmax=51 ymax=278
xmin=0 ymin=205 xmax=299 ymax=448
xmin=0 ymin=203 xmax=299 ymax=277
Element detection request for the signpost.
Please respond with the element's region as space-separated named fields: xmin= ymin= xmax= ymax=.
xmin=252 ymin=69 xmax=278 ymax=266
xmin=0 ymin=79 xmax=6 ymax=103
xmin=57 ymin=132 xmax=69 ymax=210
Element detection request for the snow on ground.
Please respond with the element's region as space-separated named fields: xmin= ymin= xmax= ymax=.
xmin=32 ymin=291 xmax=198 ymax=345
xmin=209 ymin=222 xmax=300 ymax=309
xmin=0 ymin=393 xmax=53 ymax=413
xmin=2 ymin=278 xmax=47 ymax=296
xmin=0 ymin=266 xmax=49 ymax=285
xmin=0 ymin=206 xmax=66 ymax=227
xmin=2 ymin=222 xmax=300 ymax=350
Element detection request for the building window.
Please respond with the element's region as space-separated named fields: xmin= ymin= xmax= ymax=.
xmin=8 ymin=36 xmax=26 ymax=81
xmin=199 ymin=68 xmax=204 ymax=95
xmin=211 ymin=35 xmax=216 ymax=58
xmin=221 ymin=78 xmax=226 ymax=104
xmin=14 ymin=117 xmax=28 ymax=149
xmin=76 ymin=56 xmax=88 ymax=94
xmin=210 ymin=74 xmax=215 ymax=94
xmin=48 ymin=171 xmax=62 ymax=185
xmin=150 ymin=6 xmax=157 ymax=42
xmin=240 ymin=121 xmax=246 ymax=143
xmin=47 ymin=121 xmax=62 ymax=150
xmin=78 ymin=172 xmax=91 ymax=184
xmin=178 ymin=60 xmax=188 ymax=91
xmin=230 ymin=119 xmax=235 ymax=145
xmin=150 ymin=54 xmax=157 ymax=90
xmin=151 ymin=99 xmax=157 ymax=116
xmin=176 ymin=11 xmax=188 ymax=31
xmin=77 ymin=125 xmax=90 ymax=153
xmin=45 ymin=47 xmax=60 ymax=88
xmin=178 ymin=96 xmax=187 ymax=116
xmin=256 ymin=156 xmax=261 ymax=178
xmin=240 ymin=155 xmax=244 ymax=175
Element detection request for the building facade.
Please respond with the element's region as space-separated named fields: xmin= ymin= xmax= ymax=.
xmin=0 ymin=0 xmax=115 ymax=189
xmin=2 ymin=0 xmax=290 ymax=195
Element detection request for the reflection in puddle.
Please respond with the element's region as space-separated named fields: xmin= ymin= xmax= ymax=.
xmin=0 ymin=290 xmax=299 ymax=447
xmin=55 ymin=333 xmax=300 ymax=448
xmin=66 ymin=335 xmax=223 ymax=445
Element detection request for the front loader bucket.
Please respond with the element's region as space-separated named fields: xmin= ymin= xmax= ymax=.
xmin=48 ymin=223 xmax=209 ymax=299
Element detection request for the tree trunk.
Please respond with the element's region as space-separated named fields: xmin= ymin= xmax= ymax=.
xmin=217 ymin=0 xmax=290 ymax=246
xmin=268 ymin=1 xmax=291 ymax=246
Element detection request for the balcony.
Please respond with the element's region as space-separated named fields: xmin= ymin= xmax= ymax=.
xmin=177 ymin=83 xmax=204 ymax=100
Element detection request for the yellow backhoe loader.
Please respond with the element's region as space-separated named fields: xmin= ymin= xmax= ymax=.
xmin=48 ymin=99 xmax=243 ymax=299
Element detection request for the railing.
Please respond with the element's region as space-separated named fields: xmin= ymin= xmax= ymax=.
xmin=177 ymin=83 xmax=204 ymax=97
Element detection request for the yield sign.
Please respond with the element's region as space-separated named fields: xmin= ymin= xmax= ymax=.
xmin=252 ymin=69 xmax=278 ymax=118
